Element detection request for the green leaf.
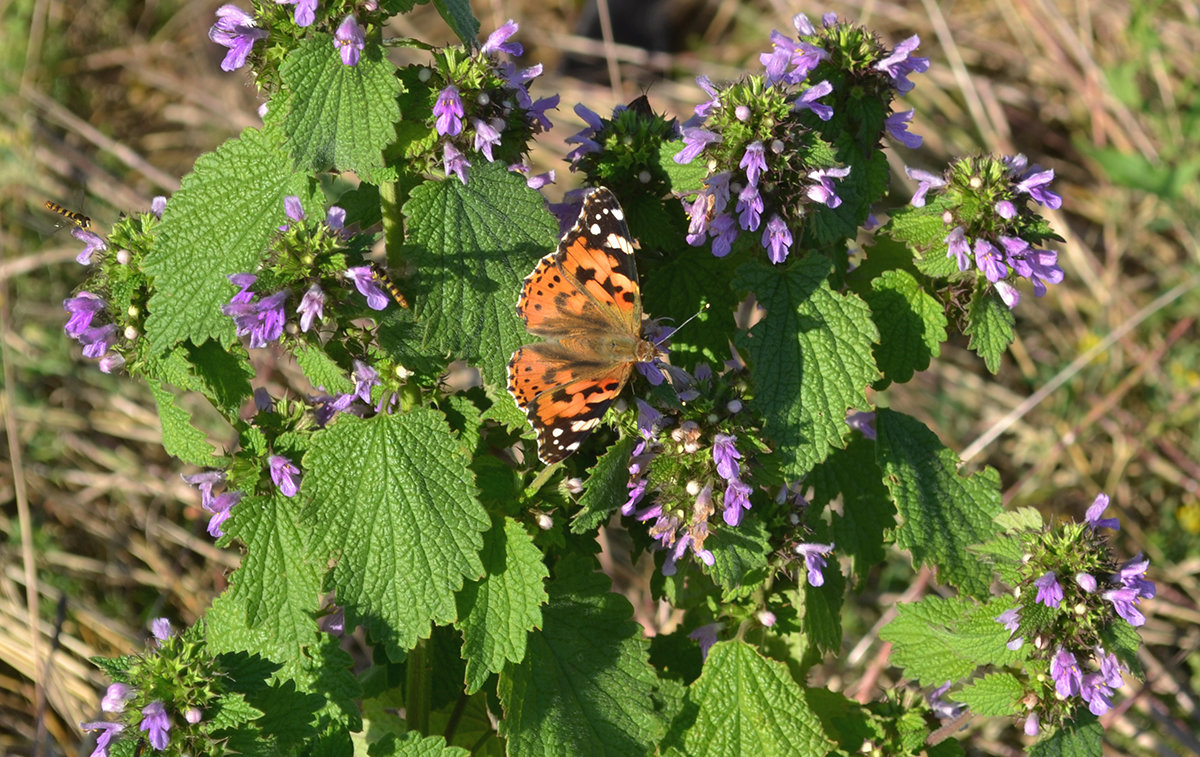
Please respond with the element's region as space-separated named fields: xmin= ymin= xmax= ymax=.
xmin=404 ymin=163 xmax=559 ymax=419
xmin=994 ymin=507 xmax=1044 ymax=533
xmin=879 ymin=596 xmax=1025 ymax=684
xmin=145 ymin=378 xmax=217 ymax=465
xmin=876 ymin=409 xmax=1001 ymax=596
xmin=950 ymin=672 xmax=1023 ymax=716
xmin=1029 ymin=711 xmax=1101 ymax=757
xmin=456 ymin=517 xmax=549 ymax=693
xmin=432 ymin=0 xmax=479 ymax=45
xmin=889 ymin=204 xmax=959 ymax=279
xmin=369 ymin=732 xmax=469 ymax=757
xmin=684 ymin=641 xmax=832 ymax=756
xmin=733 ymin=257 xmax=879 ymax=479
xmin=658 ymin=142 xmax=711 ymax=195
xmin=863 ymin=269 xmax=947 ymax=385
xmin=799 ymin=561 xmax=843 ymax=654
xmin=809 ymin=436 xmax=895 ymax=583
xmin=295 ymin=343 xmax=354 ymax=395
xmin=304 ymin=409 xmax=488 ymax=656
xmin=279 ymin=35 xmax=400 ymax=181
xmin=497 ymin=557 xmax=664 ymax=756
xmin=182 ymin=340 xmax=255 ymax=414
xmin=964 ymin=286 xmax=1014 ymax=373
xmin=144 ymin=126 xmax=311 ymax=351
xmin=223 ymin=491 xmax=324 ymax=646
xmin=705 ymin=515 xmax=771 ymax=594
xmin=641 ymin=249 xmax=739 ymax=371
xmin=572 ymin=436 xmax=639 ymax=534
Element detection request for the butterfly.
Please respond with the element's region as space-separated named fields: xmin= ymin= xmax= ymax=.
xmin=508 ymin=187 xmax=663 ymax=464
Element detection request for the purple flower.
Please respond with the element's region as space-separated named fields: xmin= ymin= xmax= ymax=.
xmin=98 ymin=353 xmax=126 ymax=374
xmin=140 ymin=701 xmax=170 ymax=750
xmin=209 ymin=5 xmax=267 ymax=72
xmin=73 ymin=228 xmax=107 ymax=265
xmin=334 ymin=15 xmax=365 ymax=66
xmin=974 ymin=239 xmax=1007 ymax=283
xmin=101 ymin=683 xmax=134 ymax=713
xmin=1014 ymin=167 xmax=1062 ymax=209
xmin=806 ymin=165 xmax=850 ymax=208
xmin=736 ymin=184 xmax=763 ymax=231
xmin=150 ymin=617 xmax=172 ymax=643
xmin=80 ymin=720 xmax=124 ymax=756
xmin=79 ymin=324 xmax=118 ymax=359
xmin=150 ymin=196 xmax=167 ymax=218
xmin=1024 ymin=712 xmax=1040 ymax=736
xmin=995 ymin=200 xmax=1016 ymax=219
xmin=635 ymin=399 xmax=664 ymax=438
xmin=689 ymin=622 xmax=721 ymax=660
xmin=1080 ymin=672 xmax=1115 ymax=716
xmin=325 ymin=205 xmax=346 ymax=230
xmin=224 ymin=290 xmax=288 ymax=348
xmin=885 ymin=109 xmax=922 ymax=148
xmin=205 ymin=490 xmax=242 ymax=538
xmin=928 ymin=681 xmax=965 ymax=720
xmin=675 ymin=127 xmax=721 ymax=164
xmin=1103 ymin=586 xmax=1146 ymax=626
xmin=873 ymin=35 xmax=929 ymax=94
xmin=345 ymin=266 xmax=389 ymax=310
xmin=527 ymin=95 xmax=558 ymax=132
xmin=1075 ymin=572 xmax=1097 ymax=593
xmin=276 ymin=0 xmax=316 ymax=27
xmin=944 ymin=226 xmax=970 ymax=270
xmin=227 ymin=273 xmax=257 ymax=304
xmin=845 ymin=410 xmax=876 ymax=439
xmin=739 ymin=141 xmax=768 ymax=186
xmin=994 ymin=280 xmax=1020 ymax=309
xmin=794 ymin=80 xmax=833 ymax=121
xmin=297 ymin=284 xmax=325 ymax=332
xmin=995 ymin=607 xmax=1024 ymax=650
xmin=269 ymin=455 xmax=301 ymax=497
xmin=906 ymin=166 xmax=946 ymax=207
xmin=1033 ymin=571 xmax=1063 ymax=608
xmin=762 ymin=214 xmax=792 ymax=264
xmin=443 ymin=142 xmax=471 ymax=185
xmin=794 ymin=542 xmax=834 ymax=587
xmin=1114 ymin=553 xmax=1155 ymax=597
xmin=352 ymin=360 xmax=380 ymax=404
xmin=712 ymin=434 xmax=741 ymax=481
xmin=283 ymin=195 xmax=305 ymax=223
xmin=64 ymin=292 xmax=106 ymax=337
xmin=710 ymin=213 xmax=739 ymax=258
xmin=473 ymin=118 xmax=502 ymax=161
xmin=183 ymin=470 xmax=224 ymax=508
xmin=760 ymin=30 xmax=797 ymax=84
xmin=184 ymin=707 xmax=202 ymax=725
xmin=1085 ymin=493 xmax=1120 ymax=531
xmin=1009 ymin=245 xmax=1064 ymax=296
xmin=481 ymin=19 xmax=522 ymax=56
xmin=1050 ymin=648 xmax=1081 ymax=698
xmin=684 ymin=193 xmax=712 ymax=244
xmin=433 ymin=86 xmax=465 ymax=137
xmin=722 ymin=478 xmax=752 ymax=526
xmin=694 ymin=75 xmax=721 ymax=117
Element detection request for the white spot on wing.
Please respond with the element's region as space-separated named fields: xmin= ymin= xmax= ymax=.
xmin=570 ymin=418 xmax=600 ymax=433
xmin=606 ymin=233 xmax=633 ymax=253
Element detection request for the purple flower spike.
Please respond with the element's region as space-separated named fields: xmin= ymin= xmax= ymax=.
xmin=1033 ymin=571 xmax=1063 ymax=608
xmin=443 ymin=142 xmax=471 ymax=185
xmin=885 ymin=109 xmax=922 ymax=148
xmin=739 ymin=141 xmax=767 ymax=186
xmin=73 ymin=228 xmax=107 ymax=265
xmin=334 ymin=15 xmax=365 ymax=66
xmin=794 ymin=542 xmax=834 ymax=587
xmin=346 ymin=266 xmax=389 ymax=310
xmin=434 ymin=86 xmax=465 ymax=137
xmin=481 ymin=19 xmax=522 ymax=56
xmin=762 ymin=214 xmax=793 ymax=264
xmin=1085 ymin=493 xmax=1120 ymax=531
xmin=268 ymin=455 xmax=302 ymax=497
xmin=209 ymin=5 xmax=267 ymax=72
xmin=140 ymin=701 xmax=170 ymax=750
xmin=63 ymin=292 xmax=106 ymax=337
xmin=297 ymin=284 xmax=325 ymax=332
xmin=712 ymin=434 xmax=741 ymax=481
xmin=276 ymin=0 xmax=317 ymax=28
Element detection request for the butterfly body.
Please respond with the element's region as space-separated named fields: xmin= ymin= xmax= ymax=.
xmin=508 ymin=187 xmax=662 ymax=463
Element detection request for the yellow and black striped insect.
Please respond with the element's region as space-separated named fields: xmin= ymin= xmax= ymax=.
xmin=370 ymin=262 xmax=409 ymax=309
xmin=44 ymin=200 xmax=91 ymax=230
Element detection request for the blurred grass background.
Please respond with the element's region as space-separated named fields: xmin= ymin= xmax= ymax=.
xmin=2 ymin=0 xmax=1198 ymax=753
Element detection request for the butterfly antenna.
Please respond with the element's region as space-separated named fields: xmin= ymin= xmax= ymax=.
xmin=655 ymin=302 xmax=709 ymax=346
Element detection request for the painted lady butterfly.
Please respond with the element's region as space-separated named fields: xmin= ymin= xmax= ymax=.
xmin=508 ymin=187 xmax=663 ymax=464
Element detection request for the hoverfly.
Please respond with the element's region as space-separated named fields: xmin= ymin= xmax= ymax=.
xmin=44 ymin=200 xmax=91 ymax=230
xmin=369 ymin=262 xmax=409 ymax=309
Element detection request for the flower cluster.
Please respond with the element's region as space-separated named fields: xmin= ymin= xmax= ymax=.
xmin=183 ymin=470 xmax=245 ymax=538
xmin=907 ymin=154 xmax=1064 ymax=308
xmin=209 ymin=4 xmax=365 ymax=73
xmin=426 ymin=21 xmax=557 ymax=185
xmin=991 ymin=493 xmax=1153 ymax=732
xmin=82 ymin=618 xmax=226 ymax=755
xmin=676 ymin=13 xmax=928 ymax=263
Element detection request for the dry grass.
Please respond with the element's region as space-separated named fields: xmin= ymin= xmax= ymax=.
xmin=2 ymin=0 xmax=1197 ymax=753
